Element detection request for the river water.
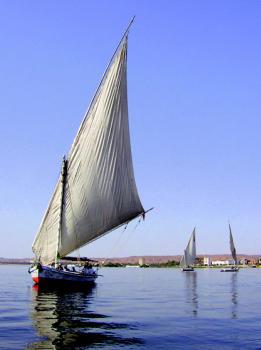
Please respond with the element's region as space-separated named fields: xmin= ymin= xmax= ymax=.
xmin=0 ymin=265 xmax=261 ymax=349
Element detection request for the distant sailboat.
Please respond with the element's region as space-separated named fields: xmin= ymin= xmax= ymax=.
xmin=29 ymin=19 xmax=149 ymax=285
xmin=221 ymin=224 xmax=239 ymax=272
xmin=180 ymin=228 xmax=196 ymax=272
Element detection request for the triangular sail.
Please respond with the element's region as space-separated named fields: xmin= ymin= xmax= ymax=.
xmin=180 ymin=228 xmax=196 ymax=267
xmin=32 ymin=32 xmax=144 ymax=265
xmin=32 ymin=180 xmax=62 ymax=265
xmin=180 ymin=250 xmax=187 ymax=268
xmin=229 ymin=224 xmax=237 ymax=265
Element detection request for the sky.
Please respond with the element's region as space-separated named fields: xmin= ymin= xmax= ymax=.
xmin=0 ymin=1 xmax=261 ymax=258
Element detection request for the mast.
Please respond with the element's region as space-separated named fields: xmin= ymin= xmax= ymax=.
xmin=55 ymin=156 xmax=68 ymax=266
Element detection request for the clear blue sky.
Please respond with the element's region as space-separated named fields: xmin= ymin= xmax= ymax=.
xmin=1 ymin=1 xmax=261 ymax=258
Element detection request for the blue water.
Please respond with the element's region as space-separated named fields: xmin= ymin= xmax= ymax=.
xmin=0 ymin=265 xmax=261 ymax=349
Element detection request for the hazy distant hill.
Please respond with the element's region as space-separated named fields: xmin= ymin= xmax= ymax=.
xmin=0 ymin=257 xmax=31 ymax=264
xmin=1 ymin=254 xmax=260 ymax=265
xmin=92 ymin=254 xmax=261 ymax=265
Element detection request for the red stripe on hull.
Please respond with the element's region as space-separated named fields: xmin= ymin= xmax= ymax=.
xmin=32 ymin=277 xmax=39 ymax=284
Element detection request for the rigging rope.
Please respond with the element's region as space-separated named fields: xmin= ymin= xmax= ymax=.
xmin=117 ymin=216 xmax=142 ymax=251
xmin=103 ymin=215 xmax=142 ymax=265
xmin=102 ymin=223 xmax=128 ymax=265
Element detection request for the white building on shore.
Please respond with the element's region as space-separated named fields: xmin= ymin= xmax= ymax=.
xmin=203 ymin=257 xmax=212 ymax=266
xmin=211 ymin=259 xmax=234 ymax=266
xmin=139 ymin=257 xmax=145 ymax=266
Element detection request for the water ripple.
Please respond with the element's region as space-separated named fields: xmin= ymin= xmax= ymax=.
xmin=1 ymin=266 xmax=261 ymax=349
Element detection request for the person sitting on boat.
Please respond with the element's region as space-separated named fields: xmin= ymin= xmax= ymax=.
xmin=57 ymin=263 xmax=63 ymax=271
xmin=66 ymin=264 xmax=76 ymax=272
xmin=83 ymin=262 xmax=95 ymax=275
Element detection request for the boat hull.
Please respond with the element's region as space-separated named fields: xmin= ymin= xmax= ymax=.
xmin=220 ymin=267 xmax=239 ymax=272
xmin=182 ymin=267 xmax=195 ymax=272
xmin=30 ymin=265 xmax=98 ymax=285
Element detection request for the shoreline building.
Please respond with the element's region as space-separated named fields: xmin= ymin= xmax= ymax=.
xmin=211 ymin=259 xmax=234 ymax=266
xmin=203 ymin=257 xmax=212 ymax=266
xmin=139 ymin=257 xmax=145 ymax=266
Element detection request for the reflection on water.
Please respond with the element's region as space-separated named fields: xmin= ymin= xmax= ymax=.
xmin=28 ymin=284 xmax=143 ymax=349
xmin=230 ymin=273 xmax=238 ymax=319
xmin=1 ymin=266 xmax=261 ymax=350
xmin=184 ymin=272 xmax=198 ymax=317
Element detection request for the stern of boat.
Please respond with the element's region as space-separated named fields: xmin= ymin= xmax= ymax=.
xmin=28 ymin=264 xmax=41 ymax=284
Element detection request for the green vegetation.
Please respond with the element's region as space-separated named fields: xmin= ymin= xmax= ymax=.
xmin=100 ymin=260 xmax=261 ymax=268
xmin=148 ymin=260 xmax=180 ymax=268
xmin=101 ymin=260 xmax=181 ymax=268
xmin=102 ymin=262 xmax=124 ymax=267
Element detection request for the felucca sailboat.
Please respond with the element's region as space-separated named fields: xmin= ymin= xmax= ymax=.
xmin=180 ymin=228 xmax=196 ymax=272
xmin=221 ymin=224 xmax=239 ymax=272
xmin=29 ymin=19 xmax=148 ymax=285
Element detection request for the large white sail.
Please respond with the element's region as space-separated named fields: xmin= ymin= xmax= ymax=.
xmin=32 ymin=33 xmax=144 ymax=265
xmin=229 ymin=224 xmax=237 ymax=265
xmin=180 ymin=229 xmax=196 ymax=267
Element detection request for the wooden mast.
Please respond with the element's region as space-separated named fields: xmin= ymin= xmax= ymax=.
xmin=55 ymin=156 xmax=68 ymax=267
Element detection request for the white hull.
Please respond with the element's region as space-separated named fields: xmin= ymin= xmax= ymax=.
xmin=30 ymin=265 xmax=98 ymax=285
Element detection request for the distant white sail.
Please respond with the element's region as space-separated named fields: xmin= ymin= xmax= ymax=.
xmin=229 ymin=224 xmax=237 ymax=264
xmin=180 ymin=228 xmax=196 ymax=267
xmin=180 ymin=250 xmax=187 ymax=268
xmin=32 ymin=35 xmax=144 ymax=265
